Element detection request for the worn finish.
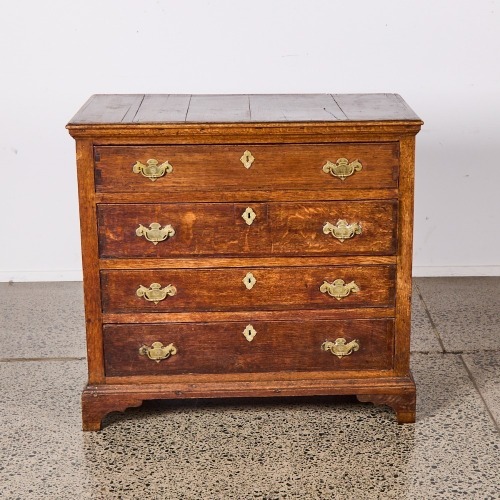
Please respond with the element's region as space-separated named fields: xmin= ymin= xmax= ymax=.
xmin=68 ymin=93 xmax=420 ymax=125
xmin=98 ymin=200 xmax=397 ymax=257
xmin=101 ymin=265 xmax=396 ymax=313
xmin=67 ymin=93 xmax=422 ymax=430
xmin=103 ymin=319 xmax=395 ymax=377
xmin=94 ymin=143 xmax=399 ymax=192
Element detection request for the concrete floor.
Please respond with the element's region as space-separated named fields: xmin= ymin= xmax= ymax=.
xmin=1 ymin=278 xmax=499 ymax=499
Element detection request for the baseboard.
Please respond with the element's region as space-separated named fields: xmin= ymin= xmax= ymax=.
xmin=413 ymin=266 xmax=500 ymax=277
xmin=0 ymin=270 xmax=83 ymax=282
xmin=1 ymin=266 xmax=499 ymax=282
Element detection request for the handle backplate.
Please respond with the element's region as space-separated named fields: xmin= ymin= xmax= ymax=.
xmin=132 ymin=159 xmax=173 ymax=181
xmin=322 ymin=338 xmax=360 ymax=358
xmin=320 ymin=279 xmax=359 ymax=300
xmin=322 ymin=158 xmax=362 ymax=180
xmin=139 ymin=341 xmax=177 ymax=362
xmin=323 ymin=220 xmax=362 ymax=242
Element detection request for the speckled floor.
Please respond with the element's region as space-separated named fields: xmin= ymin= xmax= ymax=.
xmin=1 ymin=278 xmax=499 ymax=499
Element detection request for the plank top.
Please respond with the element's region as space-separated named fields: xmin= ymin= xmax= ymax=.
xmin=67 ymin=94 xmax=421 ymax=125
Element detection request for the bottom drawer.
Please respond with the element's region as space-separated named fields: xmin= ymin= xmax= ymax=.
xmin=103 ymin=319 xmax=394 ymax=377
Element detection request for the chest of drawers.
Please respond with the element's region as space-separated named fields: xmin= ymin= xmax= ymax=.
xmin=67 ymin=94 xmax=422 ymax=431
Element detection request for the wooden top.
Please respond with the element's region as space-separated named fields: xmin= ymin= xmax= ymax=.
xmin=67 ymin=94 xmax=421 ymax=126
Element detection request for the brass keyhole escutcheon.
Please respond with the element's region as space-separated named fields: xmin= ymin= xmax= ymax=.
xmin=243 ymin=324 xmax=257 ymax=342
xmin=243 ymin=272 xmax=257 ymax=290
xmin=242 ymin=207 xmax=256 ymax=226
xmin=240 ymin=150 xmax=255 ymax=169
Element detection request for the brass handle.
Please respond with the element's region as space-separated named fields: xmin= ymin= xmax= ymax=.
xmin=320 ymin=279 xmax=359 ymax=300
xmin=322 ymin=338 xmax=360 ymax=358
xmin=132 ymin=159 xmax=173 ymax=181
xmin=323 ymin=220 xmax=362 ymax=242
xmin=136 ymin=283 xmax=177 ymax=304
xmin=322 ymin=158 xmax=362 ymax=180
xmin=136 ymin=223 xmax=175 ymax=245
xmin=240 ymin=150 xmax=255 ymax=169
xmin=139 ymin=341 xmax=177 ymax=363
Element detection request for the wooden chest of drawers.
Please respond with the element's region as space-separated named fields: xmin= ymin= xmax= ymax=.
xmin=67 ymin=94 xmax=422 ymax=431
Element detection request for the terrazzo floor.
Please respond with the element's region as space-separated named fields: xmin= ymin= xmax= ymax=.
xmin=1 ymin=278 xmax=499 ymax=499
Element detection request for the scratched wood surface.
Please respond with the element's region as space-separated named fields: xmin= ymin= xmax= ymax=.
xmin=100 ymin=265 xmax=396 ymax=313
xmin=103 ymin=319 xmax=395 ymax=377
xmin=94 ymin=143 xmax=399 ymax=192
xmin=98 ymin=200 xmax=397 ymax=258
xmin=68 ymin=93 xmax=421 ymax=430
xmin=68 ymin=94 xmax=420 ymax=124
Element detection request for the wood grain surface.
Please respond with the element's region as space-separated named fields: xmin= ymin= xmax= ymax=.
xmin=68 ymin=94 xmax=421 ymax=125
xmin=97 ymin=200 xmax=397 ymax=258
xmin=94 ymin=143 xmax=399 ymax=192
xmin=100 ymin=265 xmax=396 ymax=313
xmin=103 ymin=319 xmax=395 ymax=377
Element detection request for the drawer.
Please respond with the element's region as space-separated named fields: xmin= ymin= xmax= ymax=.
xmin=103 ymin=319 xmax=395 ymax=377
xmin=98 ymin=200 xmax=397 ymax=258
xmin=101 ymin=265 xmax=396 ymax=313
xmin=94 ymin=143 xmax=399 ymax=193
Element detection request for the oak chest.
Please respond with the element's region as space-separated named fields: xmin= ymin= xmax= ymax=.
xmin=67 ymin=94 xmax=422 ymax=430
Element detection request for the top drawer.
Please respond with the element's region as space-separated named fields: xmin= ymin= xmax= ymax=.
xmin=94 ymin=143 xmax=399 ymax=193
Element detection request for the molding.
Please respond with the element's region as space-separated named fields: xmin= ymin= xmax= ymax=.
xmin=413 ymin=266 xmax=500 ymax=277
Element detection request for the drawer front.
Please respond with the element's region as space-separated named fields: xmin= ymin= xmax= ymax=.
xmin=101 ymin=265 xmax=396 ymax=313
xmin=270 ymin=200 xmax=397 ymax=255
xmin=98 ymin=200 xmax=397 ymax=258
xmin=103 ymin=319 xmax=395 ymax=377
xmin=98 ymin=203 xmax=270 ymax=258
xmin=94 ymin=143 xmax=399 ymax=192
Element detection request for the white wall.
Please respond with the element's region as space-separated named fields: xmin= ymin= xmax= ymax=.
xmin=1 ymin=0 xmax=499 ymax=281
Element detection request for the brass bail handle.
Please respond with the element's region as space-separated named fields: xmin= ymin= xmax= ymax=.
xmin=322 ymin=158 xmax=363 ymax=180
xmin=322 ymin=338 xmax=360 ymax=359
xmin=136 ymin=283 xmax=177 ymax=304
xmin=139 ymin=342 xmax=177 ymax=362
xmin=132 ymin=159 xmax=173 ymax=181
xmin=319 ymin=279 xmax=359 ymax=300
xmin=323 ymin=220 xmax=362 ymax=242
xmin=136 ymin=223 xmax=175 ymax=245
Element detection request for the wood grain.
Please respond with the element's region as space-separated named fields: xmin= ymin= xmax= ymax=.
xmin=103 ymin=319 xmax=395 ymax=377
xmin=68 ymin=93 xmax=421 ymax=430
xmin=94 ymin=143 xmax=399 ymax=193
xmin=101 ymin=265 xmax=396 ymax=313
xmin=68 ymin=94 xmax=421 ymax=125
xmin=97 ymin=200 xmax=397 ymax=258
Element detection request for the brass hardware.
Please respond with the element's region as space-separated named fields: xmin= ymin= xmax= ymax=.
xmin=243 ymin=272 xmax=257 ymax=290
xmin=242 ymin=207 xmax=256 ymax=226
xmin=136 ymin=283 xmax=177 ymax=304
xmin=132 ymin=159 xmax=173 ymax=181
xmin=243 ymin=324 xmax=257 ymax=342
xmin=322 ymin=158 xmax=362 ymax=180
xmin=240 ymin=150 xmax=255 ymax=169
xmin=321 ymin=338 xmax=360 ymax=359
xmin=320 ymin=279 xmax=359 ymax=300
xmin=136 ymin=223 xmax=175 ymax=245
xmin=139 ymin=341 xmax=177 ymax=363
xmin=323 ymin=220 xmax=362 ymax=242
